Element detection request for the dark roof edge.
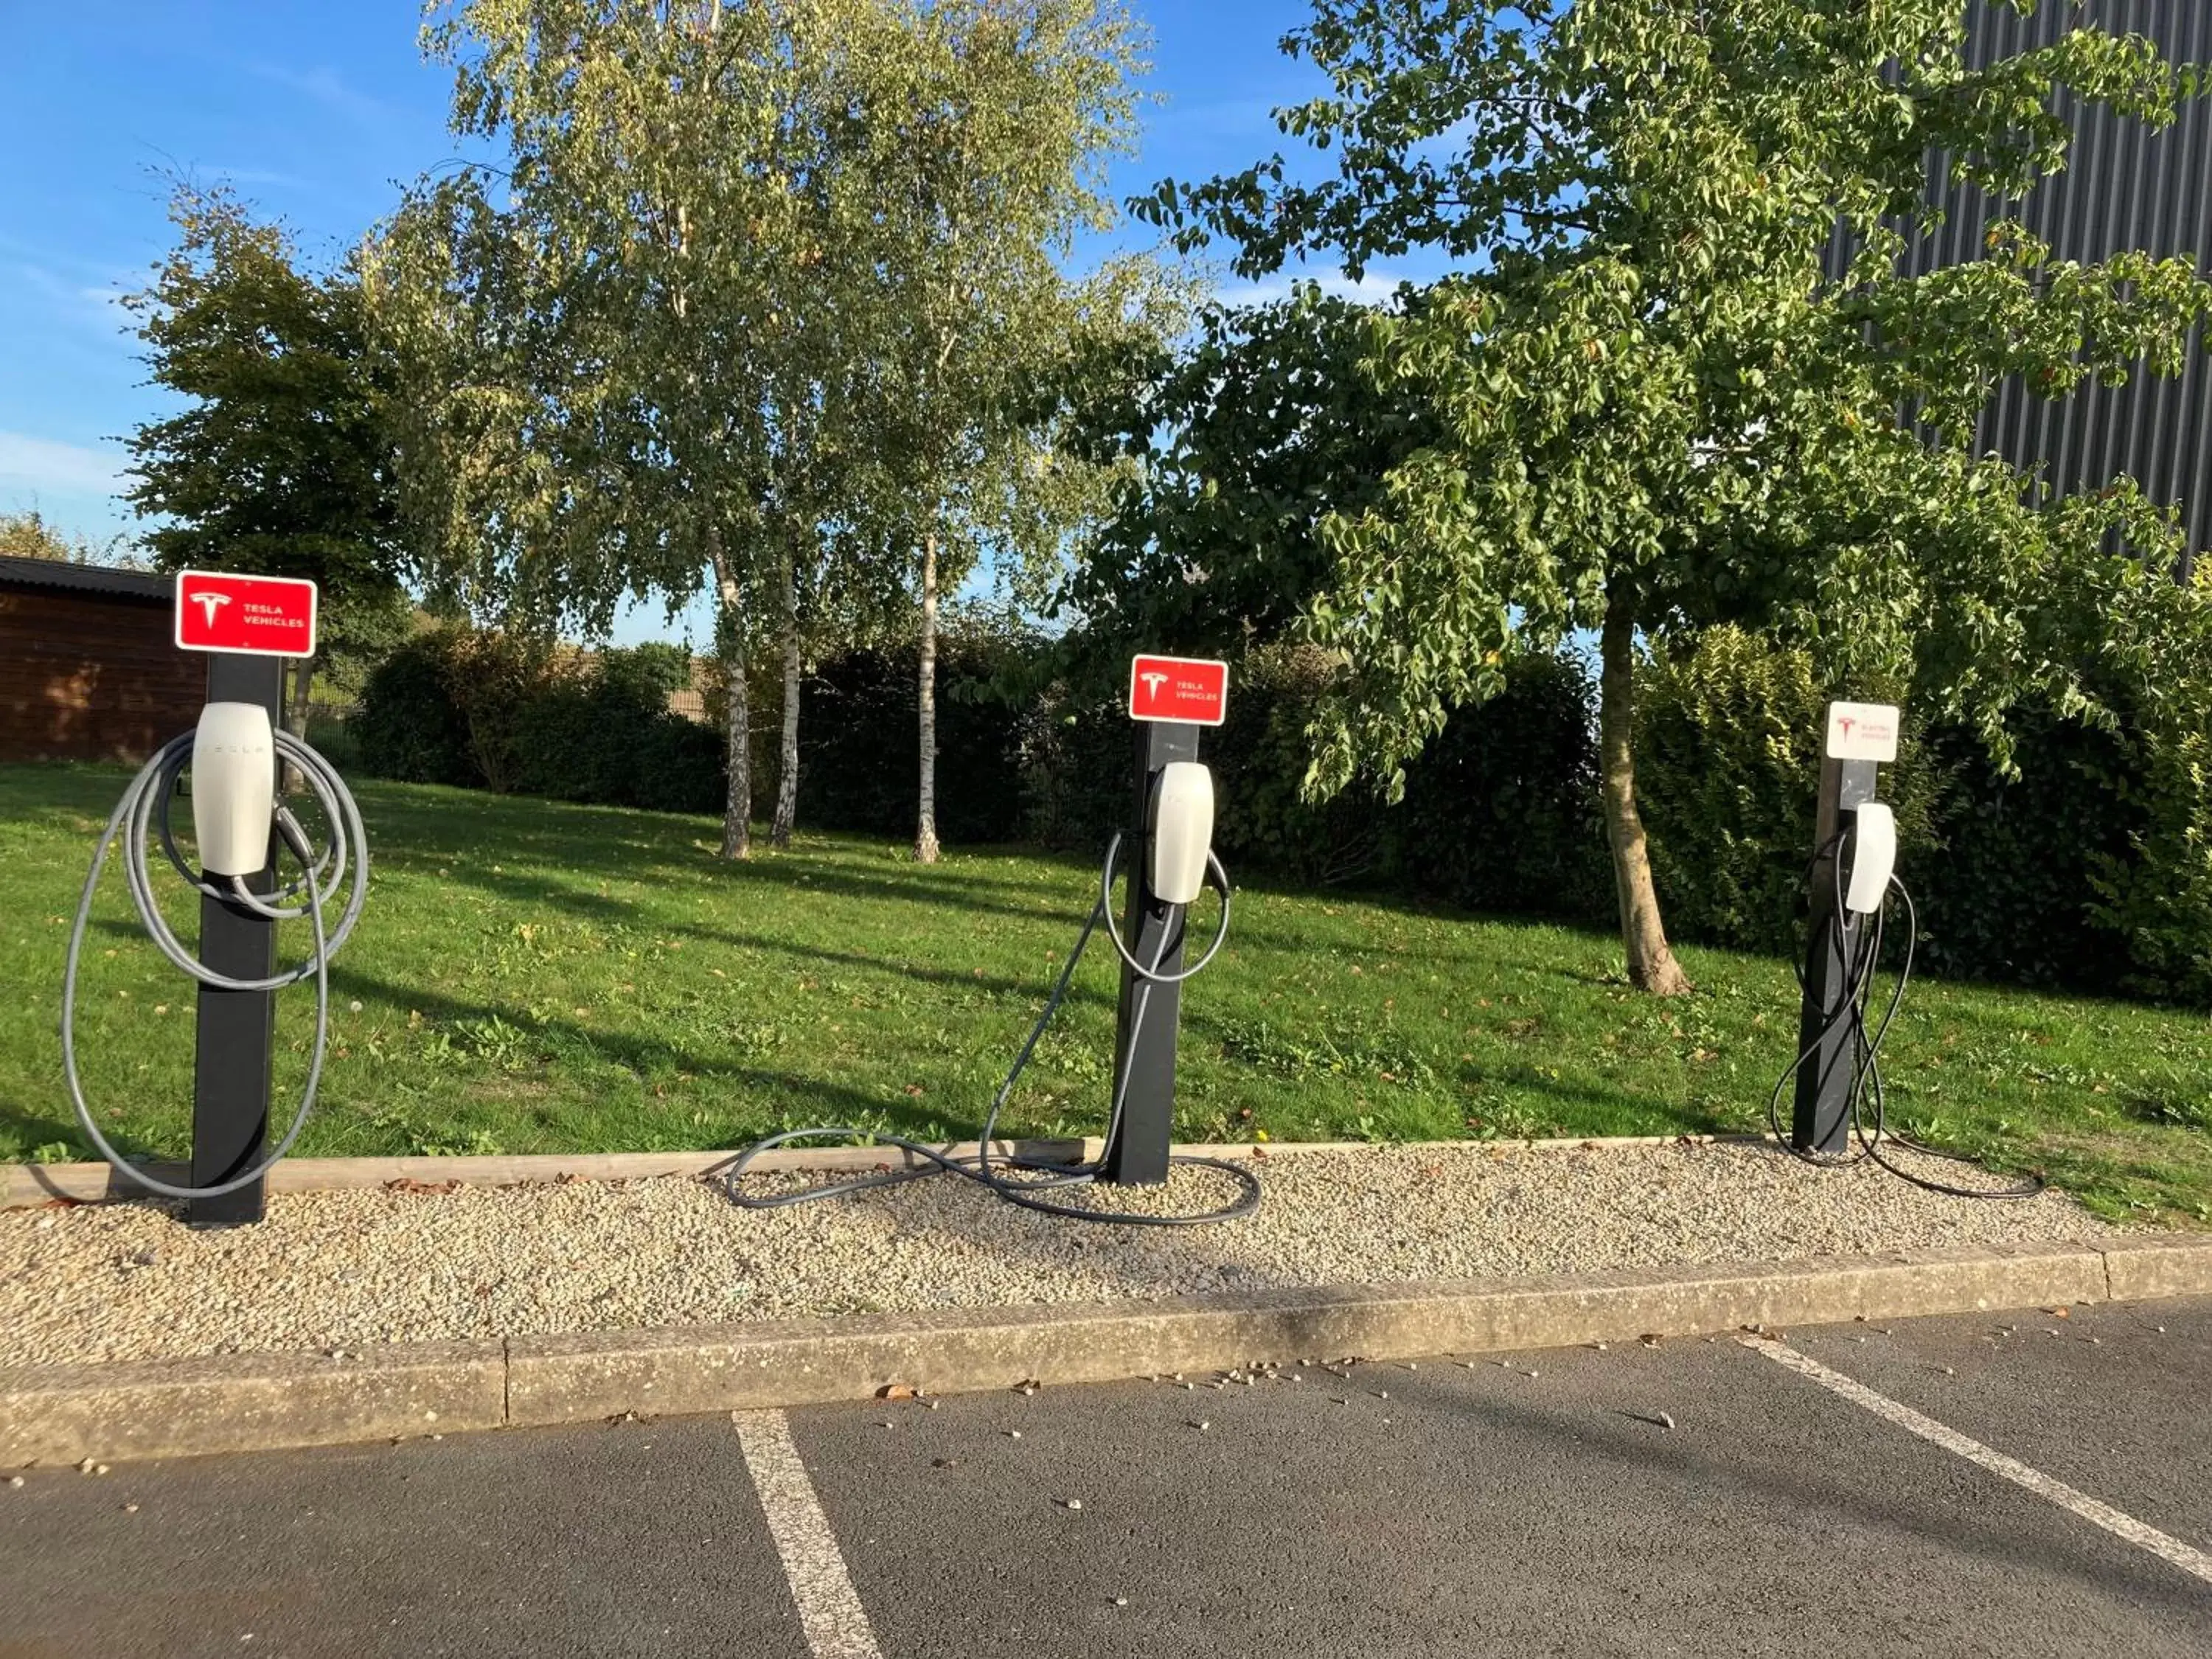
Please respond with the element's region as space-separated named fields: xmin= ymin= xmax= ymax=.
xmin=0 ymin=555 xmax=171 ymax=604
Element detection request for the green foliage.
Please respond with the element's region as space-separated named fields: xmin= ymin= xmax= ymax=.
xmin=439 ymin=628 xmax=557 ymax=796
xmin=1916 ymin=708 xmax=2142 ymax=992
xmin=0 ymin=511 xmax=141 ymax=569
xmin=1390 ymin=649 xmax=1610 ymax=919
xmin=863 ymin=0 xmax=1169 ymax=611
xmin=381 ymin=0 xmax=876 ymax=635
xmin=1130 ymin=0 xmax=2212 ymax=986
xmin=1631 ymin=623 xmax=2211 ymax=1001
xmin=2104 ymin=730 xmax=2212 ymax=1005
xmin=376 ymin=3 xmax=1170 ymax=855
xmin=600 ymin=643 xmax=693 ymax=706
xmin=355 ymin=633 xmax=479 ymax=787
xmin=510 ymin=659 xmax=725 ymax=816
xmin=355 ymin=629 xmax=721 ymax=813
xmin=1635 ymin=628 xmax=1925 ymax=954
xmin=1059 ymin=285 xmax=1436 ymax=660
xmin=1206 ymin=644 xmax=1386 ymax=886
xmin=1015 ymin=640 xmax=1607 ymax=913
xmin=124 ymin=183 xmax=406 ymax=671
xmin=796 ymin=619 xmax=1032 ymax=843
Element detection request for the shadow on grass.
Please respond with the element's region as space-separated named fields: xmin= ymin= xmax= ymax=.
xmin=403 ymin=842 xmax=1085 ymax=933
xmin=324 ymin=966 xmax=961 ymax=1142
xmin=0 ymin=1104 xmax=104 ymax=1158
xmin=658 ymin=918 xmax=1121 ymax=1010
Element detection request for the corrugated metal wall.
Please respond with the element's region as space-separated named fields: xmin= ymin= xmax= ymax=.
xmin=1842 ymin=1 xmax=2212 ymax=574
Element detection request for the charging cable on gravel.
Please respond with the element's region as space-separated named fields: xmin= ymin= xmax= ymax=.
xmin=63 ymin=729 xmax=369 ymax=1201
xmin=721 ymin=831 xmax=1260 ymax=1226
xmin=1767 ymin=835 xmax=2041 ymax=1201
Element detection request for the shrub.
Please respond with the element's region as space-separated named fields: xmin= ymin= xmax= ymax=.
xmin=1018 ymin=641 xmax=1608 ymax=916
xmin=1631 ymin=622 xmax=2211 ymax=1001
xmin=796 ymin=621 xmax=1031 ymax=842
xmin=1391 ymin=649 xmax=1610 ymax=920
xmin=358 ymin=630 xmax=723 ymax=813
xmin=1913 ymin=708 xmax=2143 ymax=992
xmin=355 ymin=632 xmax=479 ymax=787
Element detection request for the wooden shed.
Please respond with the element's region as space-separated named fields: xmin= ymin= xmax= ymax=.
xmin=0 ymin=557 xmax=204 ymax=762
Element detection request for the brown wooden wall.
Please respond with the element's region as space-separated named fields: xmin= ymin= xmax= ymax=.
xmin=0 ymin=588 xmax=206 ymax=762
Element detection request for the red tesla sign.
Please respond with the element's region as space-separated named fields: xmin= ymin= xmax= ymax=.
xmin=1128 ymin=655 xmax=1228 ymax=726
xmin=174 ymin=570 xmax=319 ymax=658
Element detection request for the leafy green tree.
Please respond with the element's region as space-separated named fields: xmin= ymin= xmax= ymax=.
xmin=863 ymin=0 xmax=1172 ymax=862
xmin=1142 ymin=0 xmax=2210 ymax=992
xmin=1059 ymin=282 xmax=1434 ymax=663
xmin=124 ymin=184 xmax=408 ymax=741
xmin=373 ymin=0 xmax=902 ymax=860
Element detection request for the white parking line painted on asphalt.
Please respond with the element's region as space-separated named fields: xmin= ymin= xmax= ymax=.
xmin=734 ymin=1409 xmax=888 ymax=1659
xmin=1740 ymin=1335 xmax=2212 ymax=1588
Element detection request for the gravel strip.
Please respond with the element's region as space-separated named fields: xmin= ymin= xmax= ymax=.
xmin=0 ymin=1141 xmax=2122 ymax=1367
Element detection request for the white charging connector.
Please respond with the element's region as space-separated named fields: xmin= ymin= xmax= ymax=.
xmin=192 ymin=701 xmax=276 ymax=877
xmin=1843 ymin=801 xmax=1896 ymax=915
xmin=1150 ymin=761 xmax=1215 ymax=905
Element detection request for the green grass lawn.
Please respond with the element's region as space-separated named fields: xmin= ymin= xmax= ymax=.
xmin=3 ymin=762 xmax=2207 ymax=1225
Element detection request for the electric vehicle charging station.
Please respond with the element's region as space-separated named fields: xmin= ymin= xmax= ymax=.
xmin=1770 ymin=700 xmax=2038 ymax=1199
xmin=62 ymin=569 xmax=367 ymax=1226
xmin=1103 ymin=655 xmax=1228 ymax=1185
xmin=1792 ymin=700 xmax=1899 ymax=1155
xmin=728 ymin=652 xmax=1255 ymax=1225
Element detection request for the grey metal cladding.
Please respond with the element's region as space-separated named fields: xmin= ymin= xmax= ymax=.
xmin=1826 ymin=1 xmax=2211 ymax=571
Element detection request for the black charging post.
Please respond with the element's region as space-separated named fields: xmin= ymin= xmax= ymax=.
xmin=1102 ymin=655 xmax=1228 ymax=1186
xmin=1103 ymin=717 xmax=1200 ymax=1184
xmin=172 ymin=570 xmax=319 ymax=1227
xmin=184 ymin=652 xmax=282 ymax=1226
xmin=1792 ymin=700 xmax=1899 ymax=1155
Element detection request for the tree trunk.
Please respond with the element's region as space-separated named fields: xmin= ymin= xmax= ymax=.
xmin=282 ymin=655 xmax=314 ymax=793
xmin=1599 ymin=598 xmax=1691 ymax=995
xmin=287 ymin=656 xmax=313 ymax=741
xmin=709 ymin=526 xmax=751 ymax=860
xmin=772 ymin=549 xmax=801 ymax=849
xmin=914 ymin=531 xmax=942 ymax=863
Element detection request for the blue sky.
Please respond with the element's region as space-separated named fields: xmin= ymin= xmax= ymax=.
xmin=0 ymin=1 xmax=1408 ymax=644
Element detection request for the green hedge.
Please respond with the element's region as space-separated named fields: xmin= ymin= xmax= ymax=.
xmin=790 ymin=633 xmax=1028 ymax=843
xmin=355 ymin=633 xmax=479 ymax=787
xmin=355 ymin=630 xmax=723 ymax=815
xmin=349 ymin=619 xmax=2208 ymax=1004
xmin=1635 ymin=627 xmax=1936 ymax=957
xmin=1632 ymin=625 xmax=2208 ymax=1002
xmin=1018 ymin=643 xmax=1610 ymax=919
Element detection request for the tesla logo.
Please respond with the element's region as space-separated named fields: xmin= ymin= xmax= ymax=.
xmin=1139 ymin=671 xmax=1171 ymax=695
xmin=191 ymin=591 xmax=232 ymax=627
xmin=1826 ymin=701 xmax=1899 ymax=762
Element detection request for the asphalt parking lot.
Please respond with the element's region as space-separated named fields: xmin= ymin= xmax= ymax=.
xmin=7 ymin=1297 xmax=2209 ymax=1658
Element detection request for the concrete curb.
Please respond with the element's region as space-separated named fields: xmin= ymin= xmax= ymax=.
xmin=0 ymin=1341 xmax=505 ymax=1467
xmin=2 ymin=1135 xmax=1731 ymax=1208
xmin=7 ymin=1234 xmax=2208 ymax=1468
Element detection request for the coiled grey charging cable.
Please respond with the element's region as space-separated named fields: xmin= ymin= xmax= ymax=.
xmin=62 ymin=728 xmax=369 ymax=1200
